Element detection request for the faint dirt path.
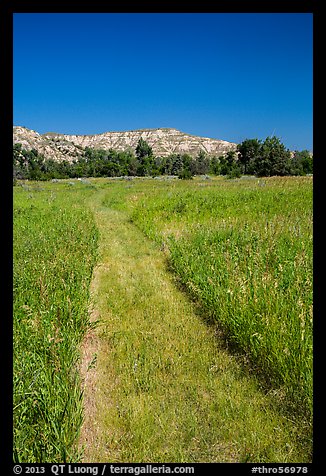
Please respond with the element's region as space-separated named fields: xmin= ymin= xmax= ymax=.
xmin=78 ymin=189 xmax=308 ymax=463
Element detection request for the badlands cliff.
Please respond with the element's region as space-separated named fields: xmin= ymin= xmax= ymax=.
xmin=13 ymin=126 xmax=237 ymax=162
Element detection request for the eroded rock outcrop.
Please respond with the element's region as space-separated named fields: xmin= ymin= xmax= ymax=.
xmin=13 ymin=126 xmax=237 ymax=162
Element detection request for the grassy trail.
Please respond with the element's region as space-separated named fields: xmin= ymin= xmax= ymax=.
xmin=79 ymin=189 xmax=310 ymax=463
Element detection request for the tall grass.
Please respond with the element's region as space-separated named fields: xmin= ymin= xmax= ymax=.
xmin=82 ymin=185 xmax=312 ymax=463
xmin=126 ymin=176 xmax=313 ymax=418
xmin=13 ymin=176 xmax=313 ymax=462
xmin=13 ymin=181 xmax=98 ymax=462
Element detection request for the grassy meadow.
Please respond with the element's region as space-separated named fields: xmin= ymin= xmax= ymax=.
xmin=13 ymin=175 xmax=313 ymax=462
xmin=127 ymin=176 xmax=313 ymax=418
xmin=13 ymin=182 xmax=98 ymax=462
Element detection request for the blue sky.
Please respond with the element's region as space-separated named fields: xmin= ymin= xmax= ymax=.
xmin=13 ymin=13 xmax=313 ymax=151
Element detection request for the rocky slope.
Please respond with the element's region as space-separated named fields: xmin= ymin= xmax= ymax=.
xmin=13 ymin=126 xmax=237 ymax=162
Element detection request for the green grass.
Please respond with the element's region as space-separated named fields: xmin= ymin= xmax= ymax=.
xmin=13 ymin=181 xmax=98 ymax=462
xmin=13 ymin=175 xmax=313 ymax=463
xmin=110 ymin=176 xmax=313 ymax=418
xmin=80 ymin=188 xmax=312 ymax=462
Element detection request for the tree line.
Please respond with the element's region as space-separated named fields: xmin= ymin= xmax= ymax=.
xmin=13 ymin=136 xmax=313 ymax=182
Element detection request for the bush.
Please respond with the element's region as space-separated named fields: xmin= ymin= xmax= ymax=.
xmin=178 ymin=168 xmax=193 ymax=180
xmin=226 ymin=165 xmax=242 ymax=179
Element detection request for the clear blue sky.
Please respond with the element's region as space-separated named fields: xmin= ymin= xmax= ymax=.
xmin=13 ymin=13 xmax=313 ymax=151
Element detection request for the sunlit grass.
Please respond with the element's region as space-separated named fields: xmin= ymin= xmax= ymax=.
xmin=13 ymin=181 xmax=98 ymax=462
xmin=122 ymin=176 xmax=313 ymax=418
xmin=81 ymin=189 xmax=311 ymax=462
xmin=13 ymin=176 xmax=312 ymax=463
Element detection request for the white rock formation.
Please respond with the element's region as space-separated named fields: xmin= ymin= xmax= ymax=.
xmin=13 ymin=126 xmax=237 ymax=162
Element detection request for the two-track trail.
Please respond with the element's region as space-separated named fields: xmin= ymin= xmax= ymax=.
xmin=78 ymin=189 xmax=307 ymax=463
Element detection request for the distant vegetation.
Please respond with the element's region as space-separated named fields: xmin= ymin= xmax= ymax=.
xmin=13 ymin=136 xmax=313 ymax=182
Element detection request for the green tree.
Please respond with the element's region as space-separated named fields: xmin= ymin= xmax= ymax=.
xmin=159 ymin=155 xmax=174 ymax=175
xmin=209 ymin=155 xmax=222 ymax=175
xmin=181 ymin=154 xmax=195 ymax=178
xmin=220 ymin=151 xmax=237 ymax=176
xmin=21 ymin=148 xmax=48 ymax=180
xmin=255 ymin=136 xmax=292 ymax=177
xmin=291 ymin=150 xmax=313 ymax=175
xmin=135 ymin=138 xmax=155 ymax=176
xmin=193 ymin=150 xmax=209 ymax=175
xmin=170 ymin=154 xmax=184 ymax=176
xmin=126 ymin=154 xmax=139 ymax=176
xmin=13 ymin=144 xmax=27 ymax=180
xmin=226 ymin=150 xmax=236 ymax=168
xmin=300 ymin=151 xmax=313 ymax=175
xmin=135 ymin=137 xmax=153 ymax=159
xmin=237 ymin=139 xmax=261 ymax=174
